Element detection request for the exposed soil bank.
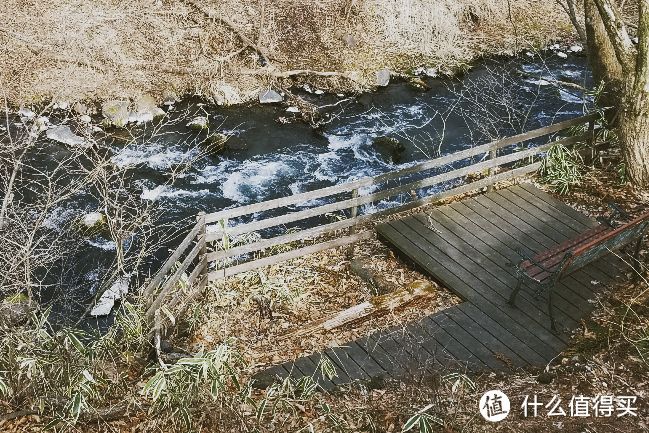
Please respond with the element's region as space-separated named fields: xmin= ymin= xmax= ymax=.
xmin=0 ymin=0 xmax=575 ymax=106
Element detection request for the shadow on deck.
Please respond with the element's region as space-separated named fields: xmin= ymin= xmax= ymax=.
xmin=254 ymin=183 xmax=627 ymax=390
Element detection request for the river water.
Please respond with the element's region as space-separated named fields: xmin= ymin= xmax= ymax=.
xmin=25 ymin=52 xmax=593 ymax=326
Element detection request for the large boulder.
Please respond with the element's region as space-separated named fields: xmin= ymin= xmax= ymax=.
xmin=101 ymin=100 xmax=130 ymax=127
xmin=79 ymin=211 xmax=107 ymax=236
xmin=372 ymin=136 xmax=405 ymax=163
xmin=130 ymin=95 xmax=165 ymax=124
xmin=259 ymin=89 xmax=283 ymax=104
xmin=0 ymin=294 xmax=34 ymax=327
xmin=376 ymin=69 xmax=391 ymax=87
xmin=46 ymin=125 xmax=90 ymax=148
xmin=187 ymin=116 xmax=209 ymax=130
xmin=212 ymin=83 xmax=243 ymax=106
xmin=90 ymin=275 xmax=130 ymax=317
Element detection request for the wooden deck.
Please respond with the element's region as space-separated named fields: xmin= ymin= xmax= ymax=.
xmin=254 ymin=183 xmax=626 ymax=390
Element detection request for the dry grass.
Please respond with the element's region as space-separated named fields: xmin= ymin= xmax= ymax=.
xmin=0 ymin=0 xmax=573 ymax=106
xmin=189 ymin=232 xmax=460 ymax=370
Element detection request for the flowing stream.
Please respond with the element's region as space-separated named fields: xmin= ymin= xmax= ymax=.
xmin=18 ymin=52 xmax=593 ymax=327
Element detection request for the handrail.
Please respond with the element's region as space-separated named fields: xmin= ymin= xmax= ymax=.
xmin=204 ymin=112 xmax=597 ymax=223
xmin=144 ymin=111 xmax=600 ymax=335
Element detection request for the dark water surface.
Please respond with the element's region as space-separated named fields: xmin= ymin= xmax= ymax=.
xmin=25 ymin=52 xmax=593 ymax=326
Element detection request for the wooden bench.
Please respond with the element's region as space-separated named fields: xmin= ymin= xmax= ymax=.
xmin=508 ymin=209 xmax=649 ymax=331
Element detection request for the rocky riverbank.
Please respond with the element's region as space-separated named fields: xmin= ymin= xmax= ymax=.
xmin=1 ymin=0 xmax=575 ymax=110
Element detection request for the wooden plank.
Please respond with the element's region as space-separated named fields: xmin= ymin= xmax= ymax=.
xmin=425 ymin=315 xmax=485 ymax=372
xmin=204 ymin=115 xmax=595 ymax=223
xmin=450 ymin=305 xmax=528 ymax=367
xmin=416 ymin=212 xmax=584 ymax=325
xmin=487 ymin=191 xmax=604 ymax=304
xmin=311 ymin=352 xmax=352 ymax=386
xmin=377 ymin=221 xmax=565 ymax=352
xmin=443 ymin=201 xmax=588 ymax=322
xmin=518 ymin=183 xmax=599 ymax=228
xmin=413 ymin=316 xmax=466 ymax=370
xmin=427 ymin=208 xmax=588 ymax=320
xmin=143 ymin=222 xmax=202 ymax=297
xmin=207 ymin=230 xmax=372 ymax=282
xmin=437 ymin=310 xmax=508 ymax=371
xmin=208 ymin=144 xmax=551 ymax=239
xmin=459 ymin=302 xmax=549 ymax=365
xmin=510 ymin=185 xmax=591 ymax=232
xmin=324 ymin=346 xmax=370 ymax=382
xmin=373 ymin=328 xmax=429 ymax=374
xmin=399 ymin=216 xmax=580 ymax=328
xmin=206 ymin=212 xmax=359 ymax=256
xmin=343 ymin=341 xmax=387 ymax=378
xmin=355 ymin=334 xmax=406 ymax=376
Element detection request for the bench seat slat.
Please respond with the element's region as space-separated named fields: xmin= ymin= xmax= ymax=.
xmin=521 ymin=225 xmax=611 ymax=282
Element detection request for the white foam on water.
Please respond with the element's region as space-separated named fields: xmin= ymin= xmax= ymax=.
xmin=112 ymin=143 xmax=199 ymax=170
xmin=524 ymin=78 xmax=553 ymax=86
xmin=141 ymin=185 xmax=210 ymax=201
xmin=558 ymin=89 xmax=585 ymax=104
xmin=87 ymin=238 xmax=117 ymax=251
xmin=560 ymin=69 xmax=582 ymax=79
xmin=43 ymin=206 xmax=79 ymax=231
xmin=221 ymin=160 xmax=291 ymax=203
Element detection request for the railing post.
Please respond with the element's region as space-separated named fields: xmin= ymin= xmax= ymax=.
xmin=197 ymin=211 xmax=207 ymax=289
xmin=487 ymin=147 xmax=497 ymax=193
xmin=346 ymin=188 xmax=359 ymax=259
xmin=586 ymin=118 xmax=596 ymax=163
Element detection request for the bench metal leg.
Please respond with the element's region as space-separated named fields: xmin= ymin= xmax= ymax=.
xmin=548 ymin=286 xmax=557 ymax=333
xmin=508 ymin=278 xmax=522 ymax=306
xmin=632 ymin=236 xmax=644 ymax=281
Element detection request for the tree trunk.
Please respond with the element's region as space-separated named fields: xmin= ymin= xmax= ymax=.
xmin=619 ymin=100 xmax=649 ymax=185
xmin=584 ymin=0 xmax=624 ymax=116
xmin=619 ymin=0 xmax=649 ymax=186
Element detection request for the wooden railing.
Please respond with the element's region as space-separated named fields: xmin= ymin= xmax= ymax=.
xmin=143 ymin=112 xmax=599 ymax=333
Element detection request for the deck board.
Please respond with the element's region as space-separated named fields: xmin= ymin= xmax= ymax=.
xmin=253 ymin=183 xmax=630 ymax=389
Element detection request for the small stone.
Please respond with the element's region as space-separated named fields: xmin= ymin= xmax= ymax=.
xmin=162 ymin=91 xmax=178 ymax=106
xmin=376 ymin=69 xmax=390 ymax=87
xmin=342 ymin=33 xmax=357 ymax=48
xmin=408 ymin=76 xmax=430 ymax=91
xmin=79 ymin=115 xmax=92 ymax=124
xmin=372 ymin=136 xmax=405 ymax=163
xmin=33 ymin=116 xmax=50 ymax=133
xmin=569 ymin=44 xmax=583 ymax=53
xmin=205 ymin=133 xmax=229 ymax=154
xmin=73 ymin=102 xmax=89 ymax=115
xmin=46 ymin=125 xmax=90 ymax=148
xmin=18 ymin=107 xmax=35 ymax=121
xmin=314 ymin=89 xmax=324 ymax=95
xmin=187 ymin=116 xmax=209 ymax=130
xmin=258 ymin=89 xmax=283 ymax=104
xmin=537 ymin=372 xmax=554 ymax=384
xmin=53 ymin=101 xmax=69 ymax=110
xmin=82 ymin=212 xmax=105 ymax=228
xmin=286 ymin=106 xmax=300 ymax=113
xmin=557 ymin=51 xmax=568 ymax=59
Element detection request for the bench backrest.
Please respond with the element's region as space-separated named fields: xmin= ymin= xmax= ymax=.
xmin=562 ymin=211 xmax=649 ymax=276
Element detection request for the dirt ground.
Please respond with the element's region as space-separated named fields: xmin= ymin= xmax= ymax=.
xmin=0 ymin=0 xmax=574 ymax=107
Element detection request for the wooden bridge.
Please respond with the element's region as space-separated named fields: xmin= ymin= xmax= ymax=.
xmin=252 ymin=183 xmax=625 ymax=389
xmin=140 ymin=111 xmax=637 ymax=388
